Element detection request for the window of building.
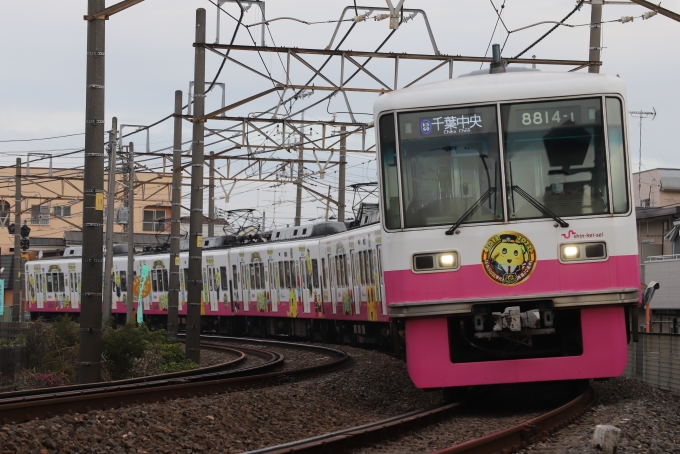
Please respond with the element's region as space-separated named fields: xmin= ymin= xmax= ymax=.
xmin=143 ymin=209 xmax=167 ymax=232
xmin=53 ymin=205 xmax=71 ymax=217
xmin=31 ymin=205 xmax=50 ymax=225
xmin=0 ymin=200 xmax=9 ymax=226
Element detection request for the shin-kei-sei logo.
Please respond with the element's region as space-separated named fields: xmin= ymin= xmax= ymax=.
xmin=561 ymin=230 xmax=603 ymax=239
xmin=482 ymin=231 xmax=536 ymax=286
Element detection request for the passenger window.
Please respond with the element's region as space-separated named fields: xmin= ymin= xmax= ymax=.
xmin=312 ymin=259 xmax=319 ymax=288
xmin=120 ymin=271 xmax=127 ymax=292
xmin=220 ymin=266 xmax=229 ymax=291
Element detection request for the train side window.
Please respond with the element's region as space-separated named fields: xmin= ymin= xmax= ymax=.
xmin=220 ymin=267 xmax=229 ymax=290
xmin=291 ymin=260 xmax=298 ymax=288
xmin=368 ymin=251 xmax=375 ymax=285
xmin=120 ymin=271 xmax=127 ymax=292
xmin=46 ymin=273 xmax=53 ymax=293
xmin=151 ymin=270 xmax=159 ymax=292
xmin=278 ymin=262 xmax=285 ymax=289
xmin=58 ymin=273 xmax=65 ymax=292
xmin=312 ymin=259 xmax=319 ymax=288
xmin=249 ymin=264 xmax=256 ymax=289
xmin=260 ymin=263 xmax=266 ymax=289
xmin=162 ymin=270 xmax=169 ymax=292
xmin=606 ymin=97 xmax=630 ymax=214
xmin=231 ymin=265 xmax=238 ymax=291
xmin=321 ymin=258 xmax=327 ymax=289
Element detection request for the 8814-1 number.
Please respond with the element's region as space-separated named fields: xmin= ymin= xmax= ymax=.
xmin=518 ymin=107 xmax=581 ymax=126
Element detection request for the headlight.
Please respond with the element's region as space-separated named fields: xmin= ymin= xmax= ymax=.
xmin=561 ymin=245 xmax=580 ymax=259
xmin=439 ymin=253 xmax=456 ymax=267
xmin=560 ymin=242 xmax=607 ymax=262
xmin=413 ymin=251 xmax=459 ymax=272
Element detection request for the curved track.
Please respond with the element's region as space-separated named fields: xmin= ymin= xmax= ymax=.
xmin=0 ymin=337 xmax=350 ymax=424
xmin=241 ymin=386 xmax=596 ymax=454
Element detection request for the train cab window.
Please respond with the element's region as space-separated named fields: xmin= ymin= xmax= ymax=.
xmin=162 ymin=270 xmax=169 ymax=291
xmin=58 ymin=273 xmax=65 ymax=292
xmin=284 ymin=261 xmax=292 ymax=288
xmin=151 ymin=271 xmax=159 ymax=292
xmin=220 ymin=266 xmax=229 ymax=291
xmin=397 ymin=105 xmax=501 ymax=229
xmin=279 ymin=262 xmax=286 ymax=289
xmin=321 ymin=258 xmax=328 ymax=289
xmin=379 ymin=113 xmax=400 ymax=230
xmin=120 ymin=271 xmax=127 ymax=292
xmin=606 ymin=97 xmax=629 ymax=214
xmin=46 ymin=273 xmax=53 ymax=293
xmin=501 ymin=98 xmax=609 ymax=219
xmin=260 ymin=263 xmax=266 ymax=289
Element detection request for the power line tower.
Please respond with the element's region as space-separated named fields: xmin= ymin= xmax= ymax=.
xmin=630 ymin=108 xmax=656 ymax=207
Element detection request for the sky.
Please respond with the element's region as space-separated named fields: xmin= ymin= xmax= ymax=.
xmin=0 ymin=0 xmax=678 ymax=231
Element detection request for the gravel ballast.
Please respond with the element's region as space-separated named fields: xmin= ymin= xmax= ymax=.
xmin=0 ymin=342 xmax=439 ymax=453
xmin=2 ymin=340 xmax=677 ymax=454
xmin=518 ymin=377 xmax=680 ymax=454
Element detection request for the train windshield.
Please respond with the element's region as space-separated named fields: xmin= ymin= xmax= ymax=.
xmin=501 ymin=98 xmax=609 ymax=219
xmin=396 ymin=105 xmax=501 ymax=229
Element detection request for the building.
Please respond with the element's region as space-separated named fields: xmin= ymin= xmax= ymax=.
xmin=0 ymin=166 xmax=175 ymax=256
xmin=633 ymin=169 xmax=680 ymax=333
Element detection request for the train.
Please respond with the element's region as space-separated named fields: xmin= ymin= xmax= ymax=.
xmin=25 ymin=64 xmax=641 ymax=391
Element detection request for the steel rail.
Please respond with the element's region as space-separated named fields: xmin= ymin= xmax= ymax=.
xmin=0 ymin=341 xmax=247 ymax=401
xmin=0 ymin=339 xmax=350 ymax=424
xmin=433 ymin=386 xmax=597 ymax=454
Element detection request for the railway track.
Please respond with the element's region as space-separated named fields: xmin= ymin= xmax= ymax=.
xmin=242 ymin=385 xmax=595 ymax=454
xmin=0 ymin=336 xmax=351 ymax=424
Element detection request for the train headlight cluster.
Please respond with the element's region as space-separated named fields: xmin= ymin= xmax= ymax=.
xmin=413 ymin=251 xmax=459 ymax=272
xmin=560 ymin=242 xmax=607 ymax=262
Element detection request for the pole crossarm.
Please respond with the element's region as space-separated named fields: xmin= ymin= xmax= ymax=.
xmin=200 ymin=87 xmax=280 ymax=122
xmin=199 ymin=43 xmax=599 ymax=67
xmin=628 ymin=0 xmax=680 ymax=22
xmin=300 ymin=183 xmax=339 ymax=206
xmin=84 ymin=0 xmax=145 ymax=20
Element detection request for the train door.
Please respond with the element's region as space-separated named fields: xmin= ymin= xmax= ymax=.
xmin=376 ymin=245 xmax=386 ymax=315
xmin=269 ymin=260 xmax=278 ymax=312
xmin=207 ymin=265 xmax=218 ymax=312
xmin=35 ymin=272 xmax=44 ymax=309
xmin=69 ymin=271 xmax=79 ymax=310
xmin=349 ymin=250 xmax=360 ymax=315
xmin=328 ymin=254 xmax=337 ymax=314
xmin=300 ymin=257 xmax=310 ymax=314
xmin=240 ymin=263 xmax=250 ymax=311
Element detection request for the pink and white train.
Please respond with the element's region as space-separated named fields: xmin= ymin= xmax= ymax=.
xmin=26 ymin=68 xmax=641 ymax=390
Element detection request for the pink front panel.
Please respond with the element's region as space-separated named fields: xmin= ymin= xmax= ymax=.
xmin=384 ymin=255 xmax=640 ymax=305
xmin=406 ymin=306 xmax=628 ymax=388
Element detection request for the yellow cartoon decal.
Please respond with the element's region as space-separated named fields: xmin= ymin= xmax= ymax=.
xmin=367 ymin=286 xmax=378 ymax=321
xmin=481 ymin=231 xmax=536 ymax=286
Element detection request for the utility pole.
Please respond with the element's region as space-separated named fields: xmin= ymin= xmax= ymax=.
xmin=630 ymin=109 xmax=656 ymax=207
xmin=208 ymin=151 xmax=215 ymax=237
xmin=79 ymin=0 xmax=106 ymax=384
xmin=325 ymin=185 xmax=331 ymax=221
xmin=126 ymin=143 xmax=135 ymax=324
xmin=103 ymin=117 xmax=117 ymax=325
xmin=186 ymin=8 xmax=206 ymax=364
xmin=13 ymin=159 xmax=21 ymax=322
xmin=338 ymin=126 xmax=347 ymax=222
xmin=588 ymin=0 xmax=603 ymax=73
xmin=294 ymin=112 xmax=304 ymax=226
xmin=168 ymin=90 xmax=182 ymax=337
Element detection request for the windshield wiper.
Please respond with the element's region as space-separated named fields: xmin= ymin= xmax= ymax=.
xmin=511 ymin=185 xmax=569 ymax=228
xmin=445 ymin=187 xmax=496 ymax=235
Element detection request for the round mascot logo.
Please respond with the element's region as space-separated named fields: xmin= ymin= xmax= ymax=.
xmin=481 ymin=231 xmax=536 ymax=286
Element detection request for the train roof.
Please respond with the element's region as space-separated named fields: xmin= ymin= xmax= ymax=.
xmin=373 ymin=71 xmax=626 ymax=114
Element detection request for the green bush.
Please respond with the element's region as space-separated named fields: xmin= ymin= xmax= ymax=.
xmin=13 ymin=317 xmax=79 ymax=383
xmin=101 ymin=323 xmax=198 ymax=380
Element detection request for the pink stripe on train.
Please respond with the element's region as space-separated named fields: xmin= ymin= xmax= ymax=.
xmin=384 ymin=255 xmax=640 ymax=304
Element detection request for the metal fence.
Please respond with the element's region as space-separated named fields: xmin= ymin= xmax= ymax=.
xmin=0 ymin=322 xmax=28 ymax=341
xmin=624 ymin=332 xmax=680 ymax=394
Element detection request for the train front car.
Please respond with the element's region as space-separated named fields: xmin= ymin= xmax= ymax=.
xmin=375 ymin=70 xmax=638 ymax=388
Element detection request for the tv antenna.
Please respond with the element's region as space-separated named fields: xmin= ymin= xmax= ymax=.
xmin=630 ymin=108 xmax=656 ymax=207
